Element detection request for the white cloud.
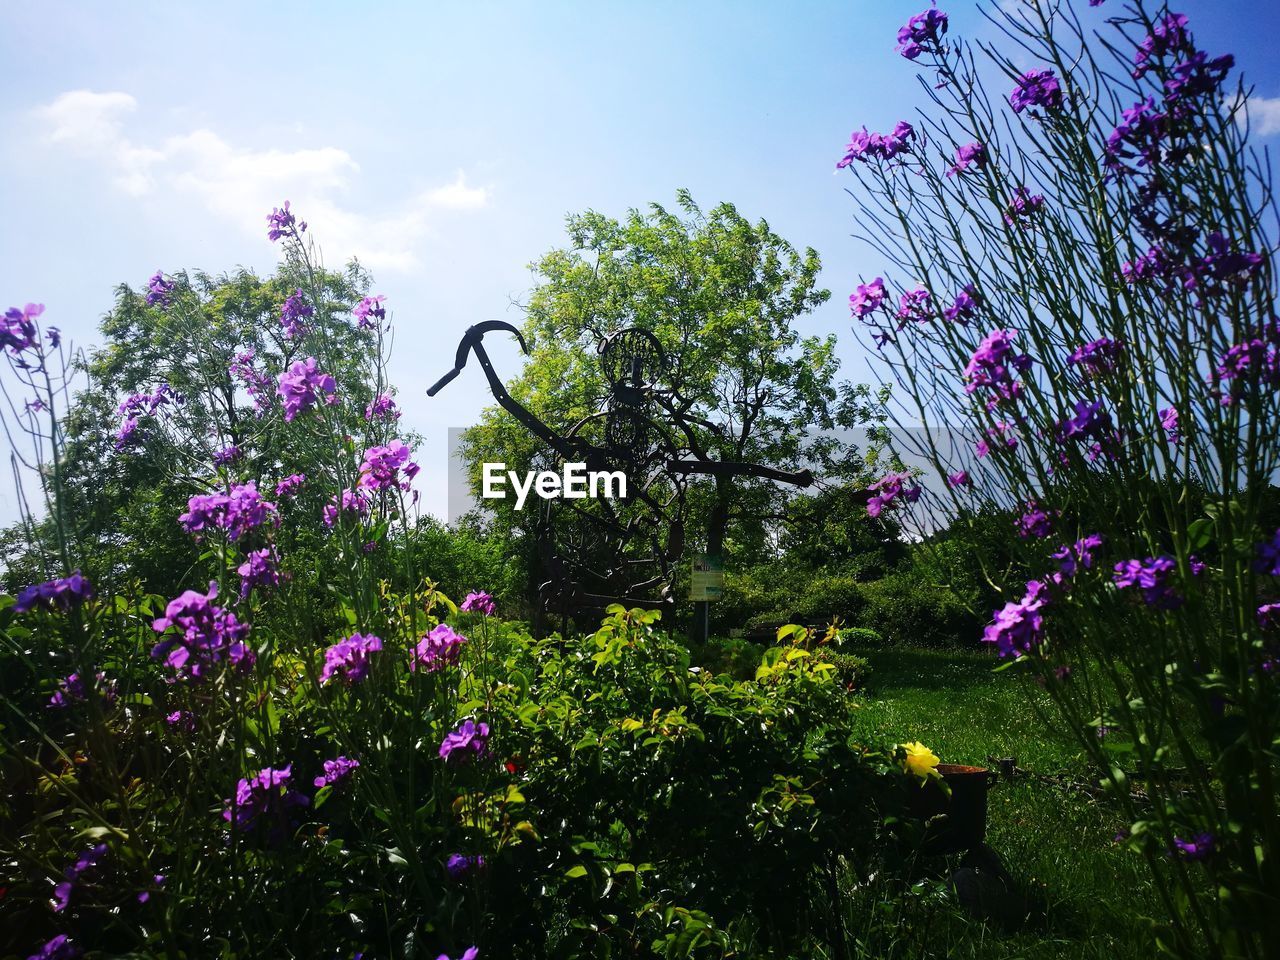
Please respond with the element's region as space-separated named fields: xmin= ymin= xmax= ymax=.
xmin=1244 ymin=94 xmax=1280 ymax=138
xmin=33 ymin=90 xmax=492 ymax=269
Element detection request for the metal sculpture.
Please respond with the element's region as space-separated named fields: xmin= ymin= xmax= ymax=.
xmin=428 ymin=321 xmax=815 ymax=620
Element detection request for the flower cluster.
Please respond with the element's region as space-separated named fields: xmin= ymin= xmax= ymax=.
xmin=1056 ymin=398 xmax=1118 ymax=462
xmin=213 ymin=444 xmax=242 ymax=467
xmin=963 ymin=329 xmax=1032 ymax=409
xmin=946 ymin=141 xmax=987 ymax=177
xmin=229 ymin=350 xmax=274 ymax=416
xmin=865 ymin=471 xmax=921 ymax=518
xmin=237 ymin=547 xmax=280 ymax=599
xmin=439 ymin=719 xmax=489 ymax=762
xmin=1133 ymin=12 xmax=1191 ymax=79
xmin=942 ymin=284 xmax=980 ymax=323
xmin=1003 ymin=187 xmax=1044 ymax=226
xmin=277 ymin=357 xmax=337 ymax=422
xmin=115 ymin=383 xmax=180 ymax=451
xmin=275 ymin=473 xmax=306 ymax=498
xmin=223 ymin=765 xmax=310 ymax=833
xmin=837 ymin=122 xmax=916 ymax=167
xmin=353 ymin=294 xmax=387 ymax=330
xmin=146 ymin=271 xmax=175 ymax=308
xmin=1017 ymin=502 xmax=1054 ymax=539
xmin=1212 ymin=320 xmax=1280 ymax=405
xmin=446 ymin=853 xmax=486 ymax=879
xmin=1009 ymin=70 xmax=1063 ymax=114
xmin=896 ymin=7 xmax=947 ymax=60
xmin=849 ymin=277 xmax=887 ymax=318
xmin=320 ymin=633 xmax=383 ymax=685
xmin=1256 ymin=529 xmax=1280 ymax=578
xmin=322 ymin=488 xmax=370 ymax=528
xmin=314 ymin=756 xmax=360 ymax=789
xmin=151 ymin=582 xmax=254 ymax=680
xmin=3 ymin=303 xmax=44 ymax=359
xmin=365 ymin=392 xmax=399 ymax=421
xmin=1052 ymin=534 xmax=1104 ymax=577
xmin=14 ymin=572 xmax=94 ymax=614
xmin=178 ymin=482 xmax=278 ymax=541
xmin=265 ymin=201 xmax=305 ymax=242
xmin=895 ymin=287 xmax=931 ymax=324
xmin=53 ymin=843 xmax=108 ymax=913
xmin=1112 ymin=555 xmax=1200 ymax=609
xmin=461 ymin=591 xmax=496 ymax=615
xmin=48 ymin=671 xmax=115 ymax=709
xmin=280 ymin=289 xmax=313 ymax=339
xmin=976 ymin=420 xmax=1018 ymax=458
xmin=411 ymin=624 xmax=468 ymax=673
xmin=983 ymin=579 xmax=1051 ymax=657
xmin=1067 ymin=337 xmax=1123 ymax=376
xmin=357 ymin=439 xmax=419 ymax=492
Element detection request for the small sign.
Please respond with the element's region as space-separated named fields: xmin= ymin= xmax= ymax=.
xmin=690 ymin=553 xmax=725 ymax=601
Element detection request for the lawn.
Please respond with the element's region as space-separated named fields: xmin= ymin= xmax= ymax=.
xmin=837 ymin=647 xmax=1160 ymax=959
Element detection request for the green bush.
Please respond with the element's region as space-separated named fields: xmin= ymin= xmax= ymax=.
xmin=819 ymin=650 xmax=872 ymax=690
xmin=689 ymin=636 xmax=762 ymax=680
xmin=834 ymin=626 xmax=883 ymax=648
xmin=854 ymin=573 xmax=981 ymax=648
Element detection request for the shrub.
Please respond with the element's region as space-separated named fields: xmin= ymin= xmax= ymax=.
xmin=855 ymin=573 xmax=981 ymax=647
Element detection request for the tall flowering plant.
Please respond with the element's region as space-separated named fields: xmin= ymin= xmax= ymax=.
xmin=839 ymin=2 xmax=1277 ymax=956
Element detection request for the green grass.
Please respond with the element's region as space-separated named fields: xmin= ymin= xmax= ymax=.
xmin=835 ymin=646 xmax=1161 ymax=959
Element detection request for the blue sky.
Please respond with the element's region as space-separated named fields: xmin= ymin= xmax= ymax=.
xmin=2 ymin=0 xmax=1279 ymax=525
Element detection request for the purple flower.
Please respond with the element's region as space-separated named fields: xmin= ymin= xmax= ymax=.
xmin=266 ymin=201 xmax=306 ymax=242
xmin=151 ymin=582 xmax=255 ymax=680
xmin=1256 ymin=529 xmax=1280 ymax=577
xmin=1164 ymin=51 xmax=1234 ymax=104
xmin=322 ymin=487 xmax=370 ymax=528
xmin=52 ymin=842 xmax=108 ymax=913
xmin=166 ymin=709 xmax=195 ymax=732
xmin=1257 ymin=603 xmax=1280 ymax=629
xmin=964 ymin=329 xmax=1032 ymax=409
xmin=1016 ymin=502 xmax=1053 ymax=540
xmin=977 ymin=421 xmax=1018 ymax=458
xmin=213 ymin=444 xmax=242 ymax=467
xmin=1120 ymin=244 xmax=1173 ymax=285
xmin=946 ymin=470 xmax=970 ymax=488
xmin=26 ymin=935 xmax=81 ymax=960
xmin=446 ymin=853 xmax=486 ymax=879
xmin=983 ymin=579 xmax=1051 ymax=658
xmin=439 ymin=719 xmax=489 ymax=762
xmin=1003 ymin=187 xmax=1045 ymax=226
xmin=436 ymin=950 xmax=479 ymax=960
xmin=2 ymin=303 xmax=42 ymax=357
xmin=274 ymin=474 xmax=306 ymax=499
xmin=278 ymin=357 xmax=337 ymax=422
xmin=14 ymin=571 xmax=94 ymax=614
xmin=48 ymin=671 xmax=115 ymax=709
xmin=1105 ymin=97 xmax=1171 ymax=174
xmin=1009 ymin=70 xmax=1063 ymax=114
xmin=849 ymin=277 xmax=888 ymax=318
xmin=230 ymin=350 xmax=273 ymax=416
xmin=353 ymin=295 xmax=387 ymax=330
xmin=224 ymin=764 xmax=309 ymax=833
xmin=896 ymin=7 xmax=948 ymax=60
xmin=1171 ymin=832 xmax=1214 ymax=861
xmin=837 ymin=122 xmax=916 ymax=167
xmin=114 ymin=416 xmax=141 ymax=451
xmin=1159 ymin=407 xmax=1181 ymax=443
xmin=942 ymin=284 xmax=980 ymax=324
xmin=1113 ymin=555 xmax=1187 ymax=609
xmin=865 ymin=471 xmax=921 ymax=519
xmin=1056 ymin=399 xmax=1115 ymax=456
xmin=946 ymin=141 xmax=987 ymax=177
xmin=237 ymin=547 xmax=280 ymax=599
xmin=1053 ymin=534 xmax=1104 ymax=577
xmin=365 ymin=392 xmax=400 ymax=421
xmin=412 ymin=624 xmax=468 ymax=673
xmin=280 ymin=289 xmax=314 ymax=339
xmin=179 ymin=483 xmax=277 ymax=541
xmin=895 ymin=287 xmax=931 ymax=324
xmin=1133 ymin=13 xmax=1191 ymax=78
xmin=320 ymin=633 xmax=383 ymax=686
xmin=357 ymin=440 xmax=419 ymax=492
xmin=461 ymin=591 xmax=496 ymax=615
xmin=146 ymin=271 xmax=175 ymax=308
xmin=1067 ymin=338 xmax=1123 ymax=376
xmin=314 ymin=755 xmax=360 ymax=789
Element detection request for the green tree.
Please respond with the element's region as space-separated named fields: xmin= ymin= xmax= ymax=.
xmin=458 ymin=191 xmax=884 ymax=614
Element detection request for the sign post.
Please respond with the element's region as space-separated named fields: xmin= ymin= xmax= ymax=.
xmin=689 ymin=553 xmax=725 ymax=645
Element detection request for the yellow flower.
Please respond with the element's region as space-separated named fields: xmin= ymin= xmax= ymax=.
xmin=899 ymin=741 xmax=941 ymax=782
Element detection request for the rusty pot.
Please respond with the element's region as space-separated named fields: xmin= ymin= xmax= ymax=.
xmin=907 ymin=763 xmax=996 ymax=854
